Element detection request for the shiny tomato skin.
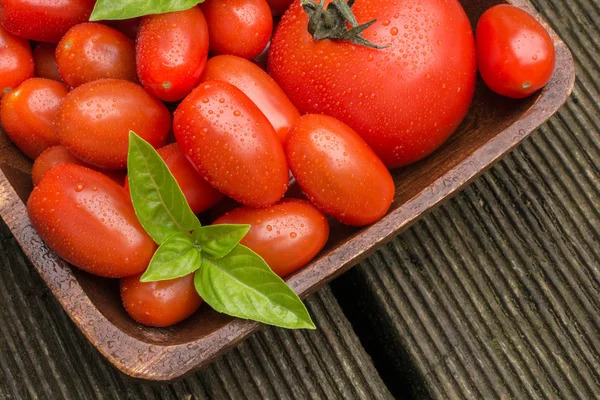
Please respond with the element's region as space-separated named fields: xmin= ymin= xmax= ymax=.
xmin=56 ymin=23 xmax=137 ymax=89
xmin=1 ymin=78 xmax=67 ymax=159
xmin=266 ymin=0 xmax=293 ymax=16
xmin=27 ymin=164 xmax=157 ymax=278
xmin=33 ymin=43 xmax=61 ymax=82
xmin=54 ymin=79 xmax=171 ymax=170
xmin=121 ymin=273 xmax=202 ymax=327
xmin=0 ymin=0 xmax=96 ymax=43
xmin=269 ymin=0 xmax=476 ymax=168
xmin=174 ymin=80 xmax=289 ymax=208
xmin=215 ymin=199 xmax=329 ymax=277
xmin=0 ymin=25 xmax=33 ymax=95
xmin=201 ymin=55 xmax=300 ymax=143
xmin=476 ymin=5 xmax=555 ymax=98
xmin=285 ymin=114 xmax=394 ymax=226
xmin=201 ymin=0 xmax=272 ymax=59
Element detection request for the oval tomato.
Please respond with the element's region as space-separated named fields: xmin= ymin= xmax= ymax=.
xmin=0 ymin=25 xmax=34 ymax=96
xmin=27 ymin=164 xmax=157 ymax=278
xmin=54 ymin=79 xmax=171 ymax=170
xmin=136 ymin=7 xmax=209 ymax=102
xmin=285 ymin=114 xmax=394 ymax=226
xmin=174 ymin=80 xmax=289 ymax=208
xmin=33 ymin=43 xmax=61 ymax=82
xmin=266 ymin=0 xmax=293 ymax=16
xmin=201 ymin=55 xmax=300 ymax=143
xmin=476 ymin=5 xmax=555 ymax=98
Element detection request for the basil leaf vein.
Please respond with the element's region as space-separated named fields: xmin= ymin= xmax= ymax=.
xmin=141 ymin=232 xmax=202 ymax=282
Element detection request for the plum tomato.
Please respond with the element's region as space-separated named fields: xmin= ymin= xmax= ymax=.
xmin=285 ymin=114 xmax=395 ymax=226
xmin=56 ymin=23 xmax=137 ymax=89
xmin=476 ymin=5 xmax=555 ymax=98
xmin=0 ymin=25 xmax=33 ymax=96
xmin=200 ymin=0 xmax=273 ymax=59
xmin=33 ymin=43 xmax=62 ymax=82
xmin=200 ymin=55 xmax=300 ymax=143
xmin=136 ymin=7 xmax=209 ymax=102
xmin=266 ymin=0 xmax=294 ymax=16
xmin=27 ymin=164 xmax=157 ymax=278
xmin=0 ymin=0 xmax=96 ymax=43
xmin=1 ymin=78 xmax=67 ymax=159
xmin=215 ymin=199 xmax=329 ymax=277
xmin=121 ymin=273 xmax=202 ymax=327
xmin=174 ymin=80 xmax=289 ymax=208
xmin=54 ymin=79 xmax=171 ymax=170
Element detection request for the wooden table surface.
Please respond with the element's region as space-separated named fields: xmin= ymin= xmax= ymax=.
xmin=1 ymin=0 xmax=599 ymax=398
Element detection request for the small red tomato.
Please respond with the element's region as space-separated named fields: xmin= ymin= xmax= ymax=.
xmin=1 ymin=78 xmax=67 ymax=159
xmin=476 ymin=5 xmax=555 ymax=98
xmin=121 ymin=273 xmax=202 ymax=327
xmin=27 ymin=164 xmax=157 ymax=278
xmin=174 ymin=80 xmax=289 ymax=208
xmin=201 ymin=55 xmax=300 ymax=143
xmin=201 ymin=0 xmax=273 ymax=59
xmin=54 ymin=79 xmax=171 ymax=170
xmin=265 ymin=0 xmax=293 ymax=16
xmin=33 ymin=43 xmax=62 ymax=82
xmin=285 ymin=114 xmax=395 ymax=226
xmin=56 ymin=23 xmax=137 ymax=88
xmin=136 ymin=7 xmax=209 ymax=102
xmin=0 ymin=25 xmax=34 ymax=96
xmin=215 ymin=199 xmax=329 ymax=277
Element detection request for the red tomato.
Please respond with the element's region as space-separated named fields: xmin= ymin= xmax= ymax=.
xmin=201 ymin=55 xmax=300 ymax=143
xmin=269 ymin=0 xmax=476 ymax=168
xmin=1 ymin=78 xmax=67 ymax=159
xmin=0 ymin=25 xmax=33 ymax=96
xmin=136 ymin=7 xmax=209 ymax=102
xmin=121 ymin=273 xmax=202 ymax=327
xmin=215 ymin=199 xmax=329 ymax=277
xmin=33 ymin=43 xmax=61 ymax=82
xmin=0 ymin=0 xmax=96 ymax=43
xmin=174 ymin=80 xmax=289 ymax=208
xmin=201 ymin=0 xmax=272 ymax=59
xmin=285 ymin=114 xmax=394 ymax=226
xmin=476 ymin=5 xmax=555 ymax=98
xmin=266 ymin=0 xmax=293 ymax=16
xmin=54 ymin=79 xmax=171 ymax=170
xmin=27 ymin=164 xmax=157 ymax=278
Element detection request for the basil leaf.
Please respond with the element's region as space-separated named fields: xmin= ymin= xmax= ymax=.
xmin=141 ymin=232 xmax=201 ymax=282
xmin=90 ymin=0 xmax=205 ymax=21
xmin=128 ymin=131 xmax=201 ymax=244
xmin=192 ymin=224 xmax=251 ymax=259
xmin=194 ymin=245 xmax=315 ymax=330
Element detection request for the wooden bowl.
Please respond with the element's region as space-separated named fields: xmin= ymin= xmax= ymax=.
xmin=0 ymin=0 xmax=574 ymax=382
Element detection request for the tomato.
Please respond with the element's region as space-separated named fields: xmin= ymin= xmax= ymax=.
xmin=0 ymin=25 xmax=33 ymax=96
xmin=1 ymin=78 xmax=67 ymax=159
xmin=121 ymin=273 xmax=202 ymax=327
xmin=266 ymin=0 xmax=293 ymax=16
xmin=174 ymin=80 xmax=289 ymax=208
xmin=215 ymin=199 xmax=329 ymax=277
xmin=201 ymin=0 xmax=272 ymax=59
xmin=136 ymin=7 xmax=209 ymax=102
xmin=476 ymin=5 xmax=555 ymax=98
xmin=0 ymin=0 xmax=96 ymax=43
xmin=27 ymin=164 xmax=157 ymax=278
xmin=54 ymin=79 xmax=171 ymax=170
xmin=201 ymin=55 xmax=300 ymax=143
xmin=269 ymin=0 xmax=476 ymax=168
xmin=285 ymin=114 xmax=394 ymax=226
xmin=33 ymin=43 xmax=61 ymax=82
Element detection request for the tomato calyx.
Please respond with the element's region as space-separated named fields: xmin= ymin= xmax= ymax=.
xmin=300 ymin=0 xmax=388 ymax=49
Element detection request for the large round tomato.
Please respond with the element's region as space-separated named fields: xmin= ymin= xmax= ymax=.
xmin=0 ymin=25 xmax=34 ymax=95
xmin=268 ymin=0 xmax=476 ymax=168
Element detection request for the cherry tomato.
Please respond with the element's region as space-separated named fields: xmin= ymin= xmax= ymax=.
xmin=476 ymin=5 xmax=555 ymax=98
xmin=215 ymin=199 xmax=329 ymax=277
xmin=54 ymin=79 xmax=171 ymax=170
xmin=56 ymin=23 xmax=137 ymax=89
xmin=201 ymin=0 xmax=272 ymax=59
xmin=174 ymin=80 xmax=289 ymax=208
xmin=27 ymin=164 xmax=157 ymax=278
xmin=285 ymin=114 xmax=394 ymax=226
xmin=0 ymin=0 xmax=96 ymax=43
xmin=33 ymin=43 xmax=61 ymax=82
xmin=266 ymin=0 xmax=294 ymax=16
xmin=121 ymin=273 xmax=202 ymax=327
xmin=136 ymin=7 xmax=209 ymax=102
xmin=1 ymin=78 xmax=67 ymax=159
xmin=0 ymin=25 xmax=33 ymax=96
xmin=200 ymin=55 xmax=300 ymax=143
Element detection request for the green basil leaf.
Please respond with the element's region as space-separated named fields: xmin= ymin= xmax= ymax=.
xmin=141 ymin=232 xmax=202 ymax=282
xmin=90 ymin=0 xmax=205 ymax=21
xmin=192 ymin=224 xmax=251 ymax=259
xmin=194 ymin=244 xmax=315 ymax=330
xmin=128 ymin=131 xmax=201 ymax=244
